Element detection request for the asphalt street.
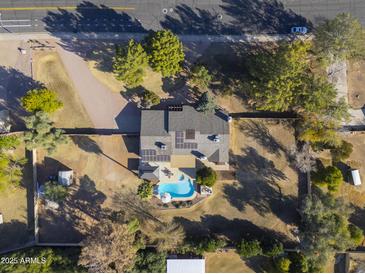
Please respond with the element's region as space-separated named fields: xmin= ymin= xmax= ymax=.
xmin=0 ymin=0 xmax=359 ymax=34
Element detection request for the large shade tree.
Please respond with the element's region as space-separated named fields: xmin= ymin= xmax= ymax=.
xmin=147 ymin=30 xmax=185 ymax=77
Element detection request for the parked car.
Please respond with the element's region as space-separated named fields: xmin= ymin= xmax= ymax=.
xmin=291 ymin=26 xmax=308 ymax=34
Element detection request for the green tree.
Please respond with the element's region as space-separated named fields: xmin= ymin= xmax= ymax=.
xmin=237 ymin=239 xmax=262 ymax=258
xmin=113 ymin=39 xmax=148 ymax=88
xmin=249 ymin=40 xmax=310 ymax=112
xmin=330 ymin=140 xmax=353 ymax=163
xmin=314 ymin=13 xmax=365 ymax=64
xmin=23 ymin=111 xmax=68 ymax=153
xmin=147 ymin=30 xmax=185 ymax=77
xmin=132 ymin=249 xmax=166 ymax=273
xmin=141 ymin=90 xmax=160 ymax=108
xmin=0 ymin=135 xmax=20 ymax=151
xmin=21 ymin=88 xmax=63 ymax=113
xmin=0 ymin=154 xmax=26 ymax=192
xmin=263 ymin=240 xmax=284 ymax=257
xmin=300 ymin=189 xmax=357 ymax=270
xmin=44 ymin=181 xmax=68 ymax=203
xmin=312 ymin=165 xmax=343 ymax=193
xmin=137 ymin=180 xmax=153 ymax=200
xmin=0 ymin=247 xmax=82 ymax=273
xmin=349 ymin=224 xmax=364 ymax=246
xmin=275 ymin=257 xmax=291 ymax=273
xmin=196 ymin=92 xmax=216 ymax=114
xmin=189 ymin=65 xmax=212 ymax=90
xmin=196 ymin=166 xmax=217 ymax=187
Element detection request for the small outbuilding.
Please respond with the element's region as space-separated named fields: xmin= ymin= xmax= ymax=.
xmin=167 ymin=258 xmax=205 ymax=273
xmin=351 ymin=169 xmax=362 ymax=186
xmin=58 ymin=170 xmax=74 ymax=186
xmin=0 ymin=213 xmax=3 ymax=224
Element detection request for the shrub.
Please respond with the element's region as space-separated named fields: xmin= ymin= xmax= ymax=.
xmin=142 ymin=90 xmax=160 ymax=108
xmin=181 ymin=236 xmax=227 ymax=255
xmin=263 ymin=240 xmax=284 ymax=257
xmin=132 ymin=249 xmax=166 ymax=273
xmin=349 ymin=224 xmax=364 ymax=246
xmin=21 ymin=88 xmax=63 ymax=113
xmin=196 ymin=166 xmax=217 ymax=187
xmin=312 ymin=165 xmax=343 ymax=193
xmin=330 ymin=140 xmax=353 ymax=163
xmin=237 ymin=239 xmax=262 ymax=258
xmin=196 ymin=91 xmax=216 ymax=114
xmin=137 ymin=181 xmax=153 ymax=200
xmin=44 ymin=181 xmax=68 ymax=203
xmin=0 ymin=135 xmax=20 ymax=151
xmin=288 ymin=252 xmax=309 ymax=273
xmin=189 ymin=65 xmax=212 ymax=90
xmin=275 ymin=257 xmax=291 ymax=273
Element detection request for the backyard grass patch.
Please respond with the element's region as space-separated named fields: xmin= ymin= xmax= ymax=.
xmin=36 ymin=135 xmax=140 ymax=243
xmin=0 ymin=141 xmax=33 ymax=251
xmin=33 ymin=50 xmax=93 ymax=128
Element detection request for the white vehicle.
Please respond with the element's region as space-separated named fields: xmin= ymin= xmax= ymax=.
xmin=291 ymin=26 xmax=308 ymax=34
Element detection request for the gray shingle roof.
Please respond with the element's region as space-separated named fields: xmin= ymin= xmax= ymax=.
xmin=140 ymin=105 xmax=230 ymax=164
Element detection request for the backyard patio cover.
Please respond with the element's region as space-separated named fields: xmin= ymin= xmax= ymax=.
xmin=167 ymin=259 xmax=205 ymax=273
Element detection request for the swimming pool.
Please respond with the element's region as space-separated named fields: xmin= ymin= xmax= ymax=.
xmin=158 ymin=177 xmax=195 ymax=199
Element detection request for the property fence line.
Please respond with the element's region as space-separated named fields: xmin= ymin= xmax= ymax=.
xmin=0 ymin=241 xmax=35 ymax=255
xmin=32 ymin=149 xmax=39 ymax=244
xmin=36 ymin=242 xmax=83 ymax=247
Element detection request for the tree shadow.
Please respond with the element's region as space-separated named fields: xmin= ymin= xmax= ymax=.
xmin=350 ymin=206 xmax=365 ymax=233
xmin=0 ymin=220 xmax=32 ymax=251
xmin=0 ymin=66 xmax=42 ymax=130
xmin=161 ymin=4 xmax=238 ymax=35
xmin=221 ymin=0 xmax=311 ymax=34
xmin=226 ymin=147 xmax=299 ymax=225
xmin=43 ymin=1 xmax=147 ymax=72
xmin=238 ymin=121 xmax=287 ymax=157
xmin=173 ymin=214 xmax=297 ymax=248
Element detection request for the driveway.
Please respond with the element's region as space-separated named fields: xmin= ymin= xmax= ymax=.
xmin=56 ymin=43 xmax=140 ymax=132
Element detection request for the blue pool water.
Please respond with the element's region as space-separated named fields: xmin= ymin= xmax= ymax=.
xmin=158 ymin=177 xmax=195 ymax=198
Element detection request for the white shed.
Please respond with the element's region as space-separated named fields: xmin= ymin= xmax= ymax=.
xmin=167 ymin=259 xmax=205 ymax=273
xmin=58 ymin=170 xmax=73 ymax=186
xmin=351 ymin=169 xmax=362 ymax=186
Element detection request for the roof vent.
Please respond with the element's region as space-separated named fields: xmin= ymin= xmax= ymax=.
xmin=213 ymin=135 xmax=220 ymax=143
xmin=161 ymin=144 xmax=167 ymax=150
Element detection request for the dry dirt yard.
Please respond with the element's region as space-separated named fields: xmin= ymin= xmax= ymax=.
xmin=0 ymin=142 xmax=34 ymax=251
xmin=161 ymin=119 xmax=300 ymax=247
xmin=348 ymin=60 xmax=365 ymax=109
xmin=317 ymin=132 xmax=365 ymax=244
xmin=33 ymin=48 xmax=93 ymax=128
xmin=36 ymin=135 xmax=140 ymax=243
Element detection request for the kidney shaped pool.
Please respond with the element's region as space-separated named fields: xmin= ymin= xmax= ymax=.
xmin=157 ymin=177 xmax=195 ymax=199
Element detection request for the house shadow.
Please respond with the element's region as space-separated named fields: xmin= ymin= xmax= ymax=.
xmin=0 ymin=66 xmax=42 ymax=130
xmin=225 ymin=147 xmax=299 ymax=226
xmin=114 ymin=102 xmax=141 ymax=133
xmin=42 ymin=1 xmax=147 ymax=72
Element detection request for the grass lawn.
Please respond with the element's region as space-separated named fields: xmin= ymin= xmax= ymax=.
xmin=33 ymin=50 xmax=93 ymax=128
xmin=0 ymin=141 xmax=34 ymax=251
xmin=161 ymin=119 xmax=299 ymax=246
xmin=36 ymin=135 xmax=140 ymax=243
xmin=205 ymin=250 xmax=273 ymax=273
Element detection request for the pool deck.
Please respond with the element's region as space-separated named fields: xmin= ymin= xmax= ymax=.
xmin=156 ymin=162 xmax=196 ymax=184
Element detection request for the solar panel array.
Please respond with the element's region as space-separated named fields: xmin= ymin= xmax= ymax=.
xmin=140 ymin=149 xmax=170 ymax=162
xmin=175 ymin=131 xmax=198 ymax=149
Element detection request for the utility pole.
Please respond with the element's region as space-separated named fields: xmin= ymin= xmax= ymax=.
xmin=0 ymin=12 xmax=3 ymax=28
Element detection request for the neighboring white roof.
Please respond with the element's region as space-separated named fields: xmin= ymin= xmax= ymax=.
xmin=351 ymin=169 xmax=362 ymax=186
xmin=167 ymin=259 xmax=205 ymax=273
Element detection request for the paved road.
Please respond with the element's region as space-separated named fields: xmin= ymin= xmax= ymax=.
xmin=0 ymin=0 xmax=357 ymax=35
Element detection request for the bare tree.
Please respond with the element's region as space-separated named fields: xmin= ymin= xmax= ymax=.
xmin=79 ymin=221 xmax=137 ymax=273
xmin=290 ymin=143 xmax=316 ymax=173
